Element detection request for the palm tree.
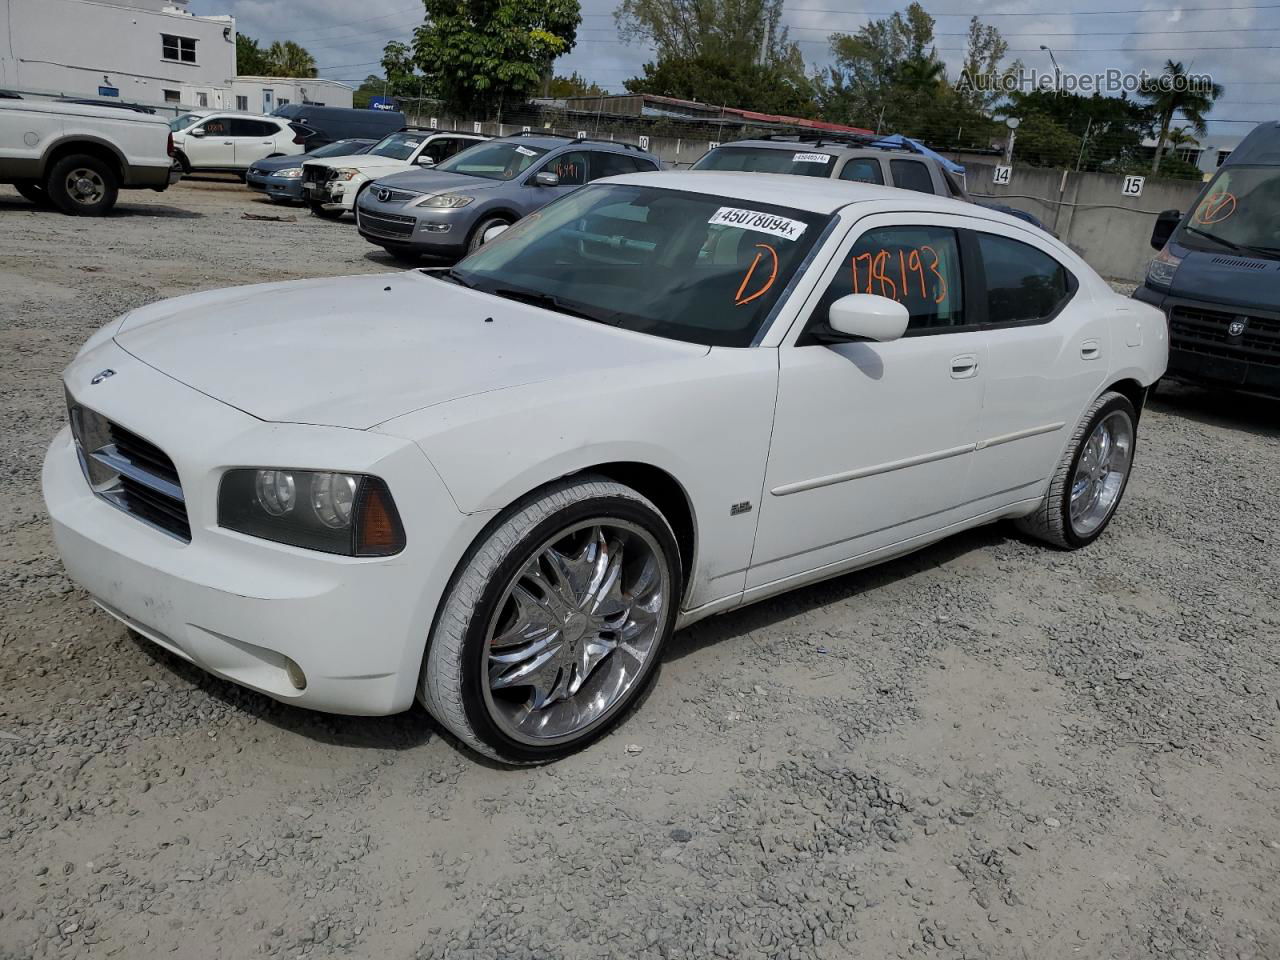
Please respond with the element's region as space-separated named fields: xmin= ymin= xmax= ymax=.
xmin=1163 ymin=125 xmax=1201 ymax=164
xmin=1142 ymin=60 xmax=1222 ymax=174
xmin=266 ymin=41 xmax=318 ymax=79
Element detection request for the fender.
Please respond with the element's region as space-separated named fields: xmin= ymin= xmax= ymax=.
xmin=41 ymin=133 xmax=128 ymax=176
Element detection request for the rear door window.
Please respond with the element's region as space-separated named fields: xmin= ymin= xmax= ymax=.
xmin=589 ymin=152 xmax=645 ymax=180
xmin=839 ymin=158 xmax=884 ymax=184
xmin=975 ymin=233 xmax=1075 ymax=326
xmin=890 ymin=159 xmax=935 ymax=194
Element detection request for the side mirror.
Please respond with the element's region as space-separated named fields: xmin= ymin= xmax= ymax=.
xmin=482 ymin=223 xmax=510 ymax=245
xmin=826 ymin=294 xmax=910 ymax=343
xmin=533 ymin=171 xmax=560 ymax=187
xmin=1151 ymin=209 xmax=1181 ymax=251
xmin=188 ymin=128 xmax=207 ymax=138
xmin=416 ymin=155 xmax=435 ymax=166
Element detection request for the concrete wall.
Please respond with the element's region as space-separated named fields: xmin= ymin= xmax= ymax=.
xmin=0 ymin=0 xmax=235 ymax=105
xmin=966 ymin=163 xmax=1205 ymax=282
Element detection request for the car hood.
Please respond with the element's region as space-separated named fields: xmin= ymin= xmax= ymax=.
xmin=1167 ymin=243 xmax=1280 ymax=309
xmin=304 ymin=153 xmax=408 ymax=173
xmin=372 ymin=169 xmax=495 ymax=196
xmin=251 ymin=155 xmax=304 ymax=173
xmin=111 ymin=273 xmax=707 ymax=430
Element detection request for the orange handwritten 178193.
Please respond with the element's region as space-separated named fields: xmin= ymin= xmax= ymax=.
xmin=851 ymin=246 xmax=947 ymax=305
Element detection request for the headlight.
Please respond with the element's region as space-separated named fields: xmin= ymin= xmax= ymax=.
xmin=276 ymin=168 xmax=304 ymax=179
xmin=416 ymin=194 xmax=474 ymax=208
xmin=1146 ymin=247 xmax=1182 ymax=290
xmin=332 ymin=169 xmax=360 ymax=181
xmin=218 ymin=468 xmax=405 ymax=557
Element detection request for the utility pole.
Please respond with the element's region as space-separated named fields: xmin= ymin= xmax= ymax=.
xmin=1075 ymin=117 xmax=1092 ymax=171
xmin=875 ymin=105 xmax=885 ymax=135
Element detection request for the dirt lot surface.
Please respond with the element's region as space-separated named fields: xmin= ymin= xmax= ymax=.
xmin=2 ymin=180 xmax=1279 ymax=960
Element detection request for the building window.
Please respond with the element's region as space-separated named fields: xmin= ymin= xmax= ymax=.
xmin=235 ymin=95 xmax=248 ymax=111
xmin=162 ymin=34 xmax=197 ymax=64
xmin=1217 ymin=150 xmax=1232 ymax=167
xmin=277 ymin=98 xmax=290 ymax=106
xmin=163 ymin=89 xmax=181 ymax=103
xmin=196 ymin=92 xmax=208 ymax=107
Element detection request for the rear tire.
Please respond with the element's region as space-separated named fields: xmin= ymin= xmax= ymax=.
xmin=13 ymin=180 xmax=50 ymax=206
xmin=309 ymin=201 xmax=344 ymax=220
xmin=46 ymin=154 xmax=119 ymax=216
xmin=420 ymin=476 xmax=681 ymax=764
xmin=1015 ymin=391 xmax=1137 ymax=549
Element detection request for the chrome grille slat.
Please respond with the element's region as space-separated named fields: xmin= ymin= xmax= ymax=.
xmin=69 ymin=402 xmax=191 ymax=543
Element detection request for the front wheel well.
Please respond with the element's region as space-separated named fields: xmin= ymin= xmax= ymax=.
xmin=583 ymin=462 xmax=696 ymax=599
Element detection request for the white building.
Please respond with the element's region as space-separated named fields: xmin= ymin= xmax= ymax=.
xmin=0 ymin=0 xmax=351 ymax=111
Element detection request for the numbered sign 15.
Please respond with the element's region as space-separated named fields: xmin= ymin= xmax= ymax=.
xmin=1122 ymin=175 xmax=1145 ymax=197
xmin=993 ymin=165 xmax=1012 ymax=185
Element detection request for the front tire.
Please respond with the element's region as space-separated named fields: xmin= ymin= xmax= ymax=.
xmin=1016 ymin=390 xmax=1138 ymax=549
xmin=46 ymin=154 xmax=119 ymax=216
xmin=421 ymin=477 xmax=681 ymax=764
xmin=467 ymin=215 xmax=511 ymax=254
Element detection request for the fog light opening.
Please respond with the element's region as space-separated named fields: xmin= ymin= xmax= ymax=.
xmin=284 ymin=657 xmax=307 ymax=691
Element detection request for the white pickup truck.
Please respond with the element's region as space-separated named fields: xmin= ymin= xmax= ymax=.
xmin=0 ymin=95 xmax=179 ymax=215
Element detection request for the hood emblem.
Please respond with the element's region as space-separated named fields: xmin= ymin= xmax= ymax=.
xmin=1228 ymin=318 xmax=1248 ymax=338
xmin=90 ymin=369 xmax=116 ymax=385
xmin=377 ymin=188 xmax=392 ymax=202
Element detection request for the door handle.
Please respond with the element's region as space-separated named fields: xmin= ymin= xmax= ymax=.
xmin=222 ymin=141 xmax=234 ymax=145
xmin=950 ymin=354 xmax=979 ymax=379
xmin=1080 ymin=339 xmax=1101 ymax=361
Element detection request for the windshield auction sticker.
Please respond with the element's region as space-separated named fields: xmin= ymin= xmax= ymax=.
xmin=515 ymin=146 xmax=537 ymax=156
xmin=792 ymin=152 xmax=832 ymax=164
xmin=709 ymin=207 xmax=809 ymax=241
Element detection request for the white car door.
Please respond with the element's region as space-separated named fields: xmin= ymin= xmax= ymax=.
xmin=231 ymin=118 xmax=280 ymax=168
xmin=746 ymin=213 xmax=987 ymax=595
xmin=186 ymin=117 xmax=234 ymax=168
xmin=966 ymin=226 xmax=1110 ymax=508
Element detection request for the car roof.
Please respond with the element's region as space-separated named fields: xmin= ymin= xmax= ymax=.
xmin=603 ymin=170 xmax=993 ymax=217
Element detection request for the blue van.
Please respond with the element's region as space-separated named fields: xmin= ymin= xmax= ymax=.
xmin=1134 ymin=121 xmax=1280 ymax=397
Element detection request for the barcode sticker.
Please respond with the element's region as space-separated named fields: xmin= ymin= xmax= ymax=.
xmin=708 ymin=207 xmax=808 ymax=241
xmin=793 ymin=152 xmax=832 ymax=163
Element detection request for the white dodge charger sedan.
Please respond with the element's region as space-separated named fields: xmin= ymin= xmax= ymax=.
xmin=44 ymin=172 xmax=1167 ymax=762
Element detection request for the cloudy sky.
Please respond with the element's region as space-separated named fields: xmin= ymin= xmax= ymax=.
xmin=189 ymin=0 xmax=1279 ymax=141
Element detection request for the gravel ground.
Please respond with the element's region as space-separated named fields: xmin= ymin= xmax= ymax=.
xmin=2 ymin=180 xmax=1279 ymax=960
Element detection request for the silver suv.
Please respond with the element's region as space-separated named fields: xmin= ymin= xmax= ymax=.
xmin=355 ymin=134 xmax=661 ymax=262
xmin=693 ymin=134 xmax=969 ymax=200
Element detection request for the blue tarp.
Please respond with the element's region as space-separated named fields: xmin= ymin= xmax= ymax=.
xmin=870 ymin=134 xmax=965 ymax=176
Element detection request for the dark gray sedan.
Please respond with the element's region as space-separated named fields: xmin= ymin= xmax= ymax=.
xmin=355 ymin=135 xmax=660 ymax=262
xmin=247 ymin=139 xmax=376 ymax=203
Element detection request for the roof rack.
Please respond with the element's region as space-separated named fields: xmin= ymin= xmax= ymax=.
xmin=746 ymin=131 xmax=917 ymax=151
xmin=510 ymin=130 xmax=647 ymax=152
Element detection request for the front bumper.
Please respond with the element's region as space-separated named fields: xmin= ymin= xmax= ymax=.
xmin=303 ymin=176 xmax=358 ymax=211
xmin=251 ymin=173 xmax=305 ymax=202
xmin=355 ymin=193 xmax=467 ymax=254
xmin=43 ymin=342 xmax=488 ymax=715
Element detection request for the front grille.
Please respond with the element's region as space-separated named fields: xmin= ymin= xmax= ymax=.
xmin=302 ymin=165 xmax=332 ymax=185
xmin=69 ymin=403 xmax=190 ymax=542
xmin=375 ymin=188 xmax=420 ymax=204
xmin=1170 ymin=305 xmax=1280 ymax=367
xmin=358 ymin=209 xmax=416 ymax=239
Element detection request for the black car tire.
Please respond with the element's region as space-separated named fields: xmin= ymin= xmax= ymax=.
xmin=45 ymin=154 xmax=119 ymax=216
xmin=467 ymin=215 xmax=512 ymax=254
xmin=309 ymin=201 xmax=344 ymax=220
xmin=14 ymin=180 xmax=51 ymax=206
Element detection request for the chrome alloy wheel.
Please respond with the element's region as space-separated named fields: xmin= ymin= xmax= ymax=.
xmin=1069 ymin=410 xmax=1134 ymax=538
xmin=482 ymin=520 xmax=669 ymax=746
xmin=66 ymin=168 xmax=106 ymax=206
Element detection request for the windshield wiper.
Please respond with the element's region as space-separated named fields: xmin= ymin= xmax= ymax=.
xmin=429 ymin=268 xmax=475 ymax=288
xmin=1183 ymin=225 xmax=1245 ymax=252
xmin=490 ymin=287 xmax=615 ymax=324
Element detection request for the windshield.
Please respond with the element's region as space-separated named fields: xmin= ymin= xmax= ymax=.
xmin=693 ymin=145 xmax=837 ymax=178
xmin=1178 ymin=166 xmax=1280 ymax=254
xmin=369 ymin=132 xmax=429 ymax=161
xmin=436 ymin=141 xmax=548 ymax=181
xmin=308 ymin=139 xmax=368 ymax=159
xmin=450 ymin=184 xmax=830 ymax=347
xmin=169 ymin=113 xmax=202 ymax=132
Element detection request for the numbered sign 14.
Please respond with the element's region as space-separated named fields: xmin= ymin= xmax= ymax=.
xmin=992 ymin=165 xmax=1012 ymax=185
xmin=1122 ymin=175 xmax=1145 ymax=197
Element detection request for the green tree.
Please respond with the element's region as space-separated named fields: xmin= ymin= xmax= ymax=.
xmin=1011 ymin=113 xmax=1081 ymax=168
xmin=379 ymin=41 xmax=425 ymax=99
xmin=411 ymin=0 xmax=581 ymax=115
xmin=265 ymin=40 xmax=318 ymax=78
xmin=955 ymin=16 xmax=1018 ymax=113
xmin=545 ymin=71 xmax=607 ymax=98
xmin=1005 ymin=89 xmax=1152 ymax=171
xmin=1141 ymin=60 xmax=1223 ymax=174
xmin=616 ymin=0 xmax=814 ymax=115
xmin=236 ymin=34 xmax=269 ymax=75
